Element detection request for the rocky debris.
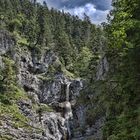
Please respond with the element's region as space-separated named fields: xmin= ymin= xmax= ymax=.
xmin=42 ymin=112 xmax=67 ymax=140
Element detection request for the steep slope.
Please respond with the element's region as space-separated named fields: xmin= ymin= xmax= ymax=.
xmin=0 ymin=0 xmax=108 ymax=140
xmin=0 ymin=29 xmax=83 ymax=140
xmin=0 ymin=27 xmax=107 ymax=140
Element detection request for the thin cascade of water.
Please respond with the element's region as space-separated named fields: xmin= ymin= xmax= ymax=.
xmin=66 ymin=82 xmax=71 ymax=101
xmin=65 ymin=82 xmax=72 ymax=140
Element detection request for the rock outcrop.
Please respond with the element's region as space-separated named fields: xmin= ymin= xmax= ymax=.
xmin=0 ymin=29 xmax=108 ymax=140
xmin=0 ymin=30 xmax=83 ymax=140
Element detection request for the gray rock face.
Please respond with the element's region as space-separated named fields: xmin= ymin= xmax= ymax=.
xmin=15 ymin=47 xmax=83 ymax=139
xmin=96 ymin=56 xmax=109 ymax=80
xmin=0 ymin=55 xmax=4 ymax=68
xmin=0 ymin=30 xmax=107 ymax=140
xmin=71 ymin=45 xmax=108 ymax=140
xmin=0 ymin=30 xmax=84 ymax=140
xmin=0 ymin=30 xmax=15 ymax=55
xmin=42 ymin=112 xmax=67 ymax=140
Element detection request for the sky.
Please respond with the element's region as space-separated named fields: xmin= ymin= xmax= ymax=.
xmin=37 ymin=0 xmax=112 ymax=24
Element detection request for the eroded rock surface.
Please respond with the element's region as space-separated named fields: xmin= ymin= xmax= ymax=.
xmin=0 ymin=30 xmax=83 ymax=140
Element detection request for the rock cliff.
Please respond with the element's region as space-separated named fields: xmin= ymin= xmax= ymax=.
xmin=0 ymin=29 xmax=108 ymax=140
xmin=0 ymin=30 xmax=83 ymax=140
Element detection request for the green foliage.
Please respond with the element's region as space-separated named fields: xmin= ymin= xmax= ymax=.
xmin=0 ymin=57 xmax=16 ymax=93
xmin=0 ymin=0 xmax=111 ymax=139
xmin=0 ymin=0 xmax=101 ymax=78
xmin=37 ymin=103 xmax=53 ymax=113
xmin=0 ymin=103 xmax=29 ymax=125
xmin=8 ymin=18 xmax=22 ymax=32
xmin=0 ymin=88 xmax=29 ymax=132
xmin=0 ymin=135 xmax=14 ymax=140
xmin=102 ymin=0 xmax=140 ymax=139
xmin=74 ymin=47 xmax=92 ymax=77
xmin=13 ymin=31 xmax=29 ymax=46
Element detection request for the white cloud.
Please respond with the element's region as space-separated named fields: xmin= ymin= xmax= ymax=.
xmin=61 ymin=3 xmax=109 ymax=24
xmin=36 ymin=1 xmax=110 ymax=25
xmin=36 ymin=0 xmax=43 ymax=3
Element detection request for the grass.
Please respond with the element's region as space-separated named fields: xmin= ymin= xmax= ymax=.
xmin=54 ymin=58 xmax=75 ymax=79
xmin=36 ymin=103 xmax=54 ymax=113
xmin=0 ymin=87 xmax=30 ymax=129
xmin=0 ymin=101 xmax=29 ymax=128
xmin=0 ymin=135 xmax=14 ymax=140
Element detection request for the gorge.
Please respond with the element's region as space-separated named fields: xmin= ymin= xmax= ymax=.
xmin=0 ymin=29 xmax=104 ymax=140
xmin=0 ymin=0 xmax=140 ymax=140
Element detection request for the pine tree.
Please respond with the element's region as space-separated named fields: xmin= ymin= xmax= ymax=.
xmin=103 ymin=0 xmax=140 ymax=139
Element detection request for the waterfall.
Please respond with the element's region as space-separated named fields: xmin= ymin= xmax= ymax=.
xmin=66 ymin=120 xmax=71 ymax=140
xmin=66 ymin=82 xmax=71 ymax=101
xmin=64 ymin=82 xmax=72 ymax=139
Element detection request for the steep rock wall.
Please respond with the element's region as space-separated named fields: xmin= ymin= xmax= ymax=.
xmin=0 ymin=30 xmax=83 ymax=140
xmin=0 ymin=30 xmax=108 ymax=140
